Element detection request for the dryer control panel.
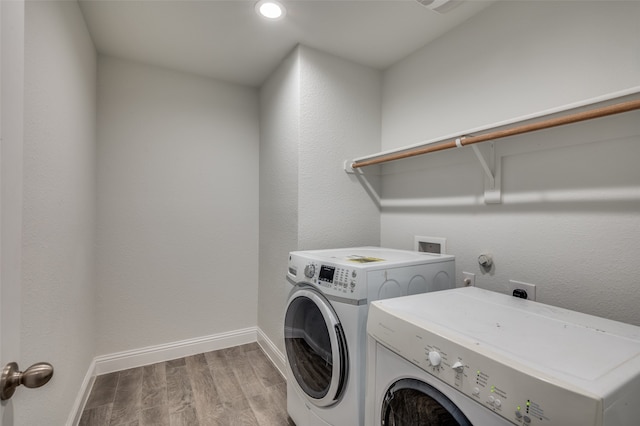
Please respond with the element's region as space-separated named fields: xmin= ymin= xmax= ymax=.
xmin=318 ymin=265 xmax=358 ymax=292
xmin=287 ymin=248 xmax=456 ymax=303
xmin=289 ymin=259 xmax=361 ymax=300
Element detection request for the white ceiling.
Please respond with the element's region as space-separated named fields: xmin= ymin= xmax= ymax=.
xmin=79 ymin=0 xmax=494 ymax=87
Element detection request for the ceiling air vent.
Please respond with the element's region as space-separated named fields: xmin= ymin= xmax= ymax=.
xmin=416 ymin=0 xmax=463 ymax=14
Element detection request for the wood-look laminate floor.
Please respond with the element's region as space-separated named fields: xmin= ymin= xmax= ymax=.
xmin=79 ymin=343 xmax=296 ymax=426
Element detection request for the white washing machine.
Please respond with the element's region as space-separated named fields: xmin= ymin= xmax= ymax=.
xmin=366 ymin=287 xmax=640 ymax=426
xmin=284 ymin=247 xmax=455 ymax=426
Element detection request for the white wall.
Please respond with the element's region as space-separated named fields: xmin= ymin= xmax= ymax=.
xmin=379 ymin=1 xmax=640 ymax=325
xmin=298 ymin=46 xmax=382 ymax=249
xmin=258 ymin=49 xmax=301 ymax=360
xmin=22 ymin=1 xmax=97 ymax=424
xmin=96 ymin=57 xmax=259 ymax=354
xmin=258 ymin=45 xmax=381 ymax=360
xmin=382 ymin=1 xmax=640 ymax=149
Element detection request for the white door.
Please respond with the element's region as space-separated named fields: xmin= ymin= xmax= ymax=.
xmin=1 ymin=1 xmax=24 ymax=424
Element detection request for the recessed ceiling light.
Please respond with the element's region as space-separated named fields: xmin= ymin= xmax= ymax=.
xmin=255 ymin=0 xmax=286 ymax=20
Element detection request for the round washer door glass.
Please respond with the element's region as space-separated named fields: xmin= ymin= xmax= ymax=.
xmin=381 ymin=378 xmax=472 ymax=426
xmin=284 ymin=286 xmax=348 ymax=407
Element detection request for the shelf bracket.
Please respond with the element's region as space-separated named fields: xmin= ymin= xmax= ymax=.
xmin=470 ymin=142 xmax=501 ymax=204
xmin=343 ymin=161 xmax=381 ymax=208
xmin=344 ymin=160 xmax=356 ymax=174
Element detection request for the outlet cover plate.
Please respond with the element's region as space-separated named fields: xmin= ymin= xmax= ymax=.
xmin=508 ymin=280 xmax=536 ymax=301
xmin=462 ymin=272 xmax=475 ymax=287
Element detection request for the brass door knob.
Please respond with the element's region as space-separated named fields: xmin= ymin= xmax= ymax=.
xmin=0 ymin=362 xmax=54 ymax=401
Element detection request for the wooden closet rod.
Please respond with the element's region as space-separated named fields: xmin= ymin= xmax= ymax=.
xmin=351 ymin=98 xmax=640 ymax=169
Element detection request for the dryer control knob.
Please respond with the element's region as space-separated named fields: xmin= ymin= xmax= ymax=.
xmin=304 ymin=264 xmax=316 ymax=278
xmin=452 ymin=361 xmax=464 ymax=373
xmin=428 ymin=351 xmax=441 ymax=367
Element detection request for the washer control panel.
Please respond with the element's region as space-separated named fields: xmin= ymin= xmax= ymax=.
xmin=368 ymin=305 xmax=601 ymax=426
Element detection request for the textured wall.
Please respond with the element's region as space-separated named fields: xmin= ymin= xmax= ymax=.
xmin=21 ymin=1 xmax=97 ymax=424
xmin=381 ymin=1 xmax=640 ymax=151
xmin=298 ymin=46 xmax=382 ymax=250
xmin=96 ymin=57 xmax=259 ymax=354
xmin=258 ymin=46 xmax=382 ymax=358
xmin=258 ymin=49 xmax=301 ymax=357
xmin=379 ymin=1 xmax=640 ymax=325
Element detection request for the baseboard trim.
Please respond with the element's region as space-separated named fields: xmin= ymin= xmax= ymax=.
xmin=94 ymin=327 xmax=257 ymax=375
xmin=257 ymin=327 xmax=286 ymax=378
xmin=66 ymin=358 xmax=96 ymax=426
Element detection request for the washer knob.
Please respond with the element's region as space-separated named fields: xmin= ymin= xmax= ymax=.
xmin=452 ymin=361 xmax=464 ymax=373
xmin=304 ymin=264 xmax=316 ymax=278
xmin=428 ymin=351 xmax=441 ymax=367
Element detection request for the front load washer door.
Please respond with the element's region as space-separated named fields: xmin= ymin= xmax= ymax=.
xmin=381 ymin=378 xmax=472 ymax=426
xmin=284 ymin=285 xmax=348 ymax=407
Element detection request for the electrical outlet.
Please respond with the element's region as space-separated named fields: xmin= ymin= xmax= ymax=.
xmin=508 ymin=280 xmax=536 ymax=301
xmin=462 ymin=272 xmax=475 ymax=287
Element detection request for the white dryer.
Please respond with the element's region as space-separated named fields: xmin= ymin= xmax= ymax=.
xmin=284 ymin=247 xmax=455 ymax=426
xmin=366 ymin=287 xmax=640 ymax=426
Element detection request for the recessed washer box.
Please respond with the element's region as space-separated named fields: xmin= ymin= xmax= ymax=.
xmin=414 ymin=236 xmax=447 ymax=254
